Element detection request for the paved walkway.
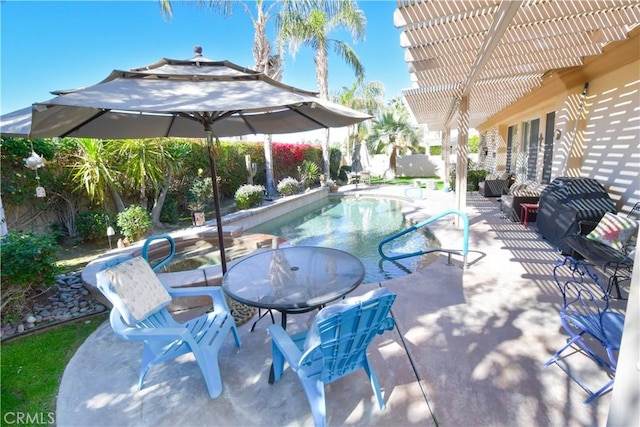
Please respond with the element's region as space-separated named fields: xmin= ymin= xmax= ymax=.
xmin=57 ymin=187 xmax=620 ymax=426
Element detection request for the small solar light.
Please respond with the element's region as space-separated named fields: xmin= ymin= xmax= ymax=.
xmin=107 ymin=226 xmax=116 ymax=249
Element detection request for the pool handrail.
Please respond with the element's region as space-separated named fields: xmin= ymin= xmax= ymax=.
xmin=378 ymin=209 xmax=469 ymax=269
xmin=141 ymin=234 xmax=177 ymax=272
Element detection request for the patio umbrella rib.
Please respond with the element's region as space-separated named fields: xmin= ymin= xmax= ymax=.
xmin=59 ymin=109 xmax=110 ymax=139
xmin=164 ymin=114 xmax=179 ymax=138
xmin=288 ymin=104 xmax=329 ymax=129
xmin=236 ymin=112 xmax=257 ymax=135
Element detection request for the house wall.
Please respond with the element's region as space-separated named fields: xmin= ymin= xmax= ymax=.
xmin=477 ymin=28 xmax=640 ymax=212
xmin=579 ymin=61 xmax=639 ymax=209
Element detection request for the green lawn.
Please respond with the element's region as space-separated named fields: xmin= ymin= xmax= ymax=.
xmin=0 ymin=314 xmax=107 ymax=425
xmin=371 ymin=176 xmax=445 ymax=190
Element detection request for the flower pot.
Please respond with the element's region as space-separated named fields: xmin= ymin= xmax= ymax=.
xmin=330 ymin=185 xmax=339 ymax=193
xmin=192 ymin=211 xmax=206 ymax=226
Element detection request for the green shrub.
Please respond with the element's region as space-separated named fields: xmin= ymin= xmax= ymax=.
xmin=160 ymin=197 xmax=179 ymax=224
xmin=338 ymin=165 xmax=351 ymax=183
xmin=76 ymin=211 xmax=111 ymax=241
xmin=188 ymin=175 xmax=213 ymax=212
xmin=49 ymin=222 xmax=66 ymax=243
xmin=298 ymin=160 xmax=321 ymax=188
xmin=329 ymin=147 xmax=342 ymax=180
xmin=235 ymin=184 xmax=265 ymax=210
xmin=468 ymin=169 xmax=488 ymax=190
xmin=1 ymin=232 xmax=61 ymax=322
xmin=0 ymin=138 xmax=58 ymax=206
xmin=449 ymin=164 xmax=487 ymax=191
xmin=429 ymin=145 xmax=442 ymax=156
xmin=0 ymin=232 xmax=60 ymax=287
xmin=277 ymin=177 xmax=300 ymax=196
xmin=469 ymin=135 xmax=480 ymax=153
xmin=117 ymin=205 xmax=152 ymax=242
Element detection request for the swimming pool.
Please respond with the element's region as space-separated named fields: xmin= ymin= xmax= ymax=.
xmin=247 ymin=196 xmax=439 ymax=283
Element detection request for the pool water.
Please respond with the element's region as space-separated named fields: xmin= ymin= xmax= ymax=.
xmin=247 ymin=196 xmax=439 ymax=283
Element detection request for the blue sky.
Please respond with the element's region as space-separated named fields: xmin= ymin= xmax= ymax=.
xmin=0 ymin=1 xmax=412 ymax=115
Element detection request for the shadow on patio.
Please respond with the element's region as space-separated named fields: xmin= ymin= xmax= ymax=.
xmin=56 ymin=191 xmax=622 ymax=426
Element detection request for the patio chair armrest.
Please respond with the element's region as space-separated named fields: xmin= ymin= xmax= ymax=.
xmin=111 ymin=311 xmax=194 ymax=343
xmin=268 ymin=324 xmax=303 ymax=370
xmin=167 ymin=285 xmax=229 ymax=310
xmin=125 ymin=327 xmax=193 ymax=340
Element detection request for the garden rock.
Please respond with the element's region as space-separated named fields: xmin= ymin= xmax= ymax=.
xmin=1 ymin=271 xmax=105 ymax=341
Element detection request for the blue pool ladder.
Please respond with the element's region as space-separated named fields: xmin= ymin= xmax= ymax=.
xmin=378 ymin=209 xmax=469 ymax=268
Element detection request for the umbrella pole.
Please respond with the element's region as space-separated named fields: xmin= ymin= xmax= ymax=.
xmin=206 ymin=131 xmax=228 ymax=274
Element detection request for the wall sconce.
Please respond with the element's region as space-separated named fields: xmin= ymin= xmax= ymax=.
xmin=554 ymin=129 xmax=562 ymax=140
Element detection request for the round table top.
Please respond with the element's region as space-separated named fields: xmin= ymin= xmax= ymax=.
xmin=221 ymin=246 xmax=365 ymax=312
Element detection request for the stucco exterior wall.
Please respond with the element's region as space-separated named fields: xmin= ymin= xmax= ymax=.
xmin=396 ymin=154 xmax=441 ymax=178
xmin=477 ymin=37 xmax=639 ymax=212
xmin=369 ymin=154 xmax=443 ymax=179
xmin=578 ymin=61 xmax=639 ymax=209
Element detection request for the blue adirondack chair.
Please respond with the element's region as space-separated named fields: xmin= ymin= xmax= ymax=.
xmin=268 ymin=287 xmax=396 ymax=427
xmin=96 ymin=255 xmax=241 ymax=399
xmin=544 ymin=256 xmax=625 ymax=404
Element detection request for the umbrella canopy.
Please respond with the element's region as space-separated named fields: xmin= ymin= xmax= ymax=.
xmin=359 ymin=142 xmax=371 ymax=172
xmin=0 ymin=47 xmax=371 ymax=272
xmin=0 ymin=107 xmax=32 ymax=138
xmin=1 ymin=50 xmax=369 ymax=139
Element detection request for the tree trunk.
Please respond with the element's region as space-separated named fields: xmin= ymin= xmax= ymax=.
xmin=139 ymin=181 xmax=147 ymax=211
xmin=386 ymin=145 xmax=398 ymax=179
xmin=390 ymin=145 xmax=397 ymax=172
xmin=264 ymin=135 xmax=276 ymax=196
xmin=315 ymin=47 xmax=330 ymax=100
xmin=109 ymin=185 xmax=126 ymax=213
xmin=323 ymin=129 xmax=330 ymax=182
xmin=253 ymin=9 xmax=270 ymax=73
xmin=151 ymin=166 xmax=172 ymax=227
xmin=252 ymin=6 xmax=280 ymax=197
xmin=316 ymin=47 xmax=330 ymax=179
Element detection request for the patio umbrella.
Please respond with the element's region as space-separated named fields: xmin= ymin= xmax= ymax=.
xmin=0 ymin=46 xmax=371 ymax=273
xmin=359 ymin=141 xmax=371 ymax=172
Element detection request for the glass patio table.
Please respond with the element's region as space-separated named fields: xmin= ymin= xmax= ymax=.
xmin=221 ymin=246 xmax=366 ymax=329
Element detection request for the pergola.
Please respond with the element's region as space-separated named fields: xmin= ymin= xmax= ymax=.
xmin=394 ymin=0 xmax=640 ymax=210
xmin=393 ymin=1 xmax=640 ymax=423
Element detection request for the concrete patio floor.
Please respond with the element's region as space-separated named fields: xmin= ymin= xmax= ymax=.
xmin=56 ymin=188 xmax=624 ymax=426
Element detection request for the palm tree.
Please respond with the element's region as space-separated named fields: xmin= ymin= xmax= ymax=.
xmin=159 ymin=0 xmax=337 ymax=195
xmin=366 ymin=101 xmax=424 ymax=179
xmin=333 ymin=79 xmax=385 ymax=163
xmin=278 ymin=0 xmax=366 ymax=180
